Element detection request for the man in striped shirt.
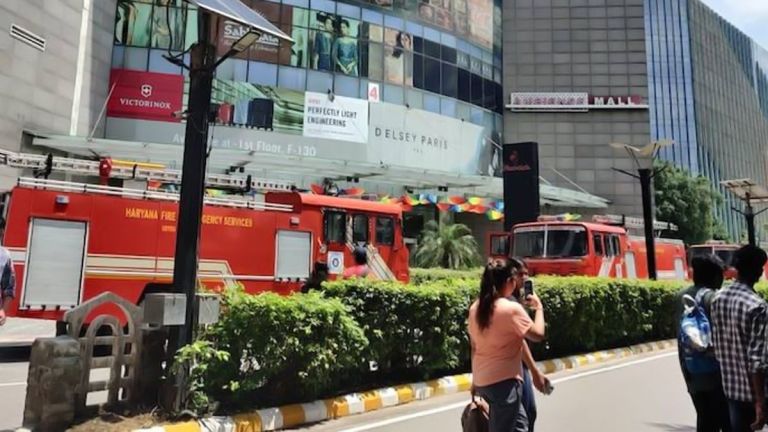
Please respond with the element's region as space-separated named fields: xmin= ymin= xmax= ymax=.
xmin=711 ymin=245 xmax=768 ymax=432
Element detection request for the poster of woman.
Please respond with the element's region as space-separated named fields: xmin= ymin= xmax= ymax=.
xmin=311 ymin=13 xmax=335 ymax=71
xmin=332 ymin=20 xmax=359 ymax=76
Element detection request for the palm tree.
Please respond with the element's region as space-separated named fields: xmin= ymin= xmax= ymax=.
xmin=414 ymin=215 xmax=481 ymax=269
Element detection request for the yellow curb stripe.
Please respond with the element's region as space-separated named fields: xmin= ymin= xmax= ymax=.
xmin=426 ymin=379 xmax=442 ymax=396
xmin=454 ymin=374 xmax=472 ymax=392
xmin=233 ymin=413 xmax=262 ymax=432
xmin=362 ymin=391 xmax=383 ymax=412
xmin=327 ymin=397 xmax=349 ymax=419
xmin=280 ymin=404 xmax=305 ymax=428
xmin=164 ymin=423 xmax=201 ymax=432
xmin=395 ymin=384 xmax=415 ymax=404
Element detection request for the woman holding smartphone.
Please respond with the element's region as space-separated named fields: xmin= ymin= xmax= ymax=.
xmin=468 ymin=258 xmax=546 ymax=432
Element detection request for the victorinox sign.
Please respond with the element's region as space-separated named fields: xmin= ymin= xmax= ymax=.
xmin=107 ymin=69 xmax=184 ymax=122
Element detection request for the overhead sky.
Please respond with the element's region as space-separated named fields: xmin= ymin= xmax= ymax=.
xmin=700 ymin=0 xmax=768 ymax=49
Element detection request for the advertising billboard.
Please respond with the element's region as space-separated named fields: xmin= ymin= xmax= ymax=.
xmin=303 ymin=92 xmax=369 ymax=143
xmin=502 ymin=142 xmax=540 ymax=230
xmin=106 ymin=69 xmax=184 ymax=122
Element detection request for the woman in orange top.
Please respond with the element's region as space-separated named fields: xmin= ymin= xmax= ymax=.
xmin=468 ymin=258 xmax=546 ymax=432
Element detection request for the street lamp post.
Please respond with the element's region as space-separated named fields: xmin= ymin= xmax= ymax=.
xmin=610 ymin=139 xmax=674 ymax=280
xmin=163 ymin=0 xmax=291 ymax=410
xmin=720 ymin=179 xmax=768 ymax=246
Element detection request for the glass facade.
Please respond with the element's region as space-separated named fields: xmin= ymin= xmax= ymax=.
xmin=112 ymin=0 xmax=503 ymax=130
xmin=646 ymin=0 xmax=768 ymax=241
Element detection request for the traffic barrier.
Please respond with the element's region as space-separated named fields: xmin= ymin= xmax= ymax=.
xmin=134 ymin=339 xmax=675 ymax=432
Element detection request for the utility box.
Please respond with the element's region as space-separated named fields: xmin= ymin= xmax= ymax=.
xmin=143 ymin=293 xmax=186 ymax=326
xmin=143 ymin=293 xmax=221 ymax=326
xmin=197 ymin=293 xmax=221 ymax=325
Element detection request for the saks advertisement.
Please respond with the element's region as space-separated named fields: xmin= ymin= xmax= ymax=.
xmin=302 ymin=92 xmax=369 ymax=143
xmin=368 ymin=103 xmax=484 ymax=175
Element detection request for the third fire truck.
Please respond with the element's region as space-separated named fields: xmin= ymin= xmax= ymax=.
xmin=489 ymin=214 xmax=688 ymax=280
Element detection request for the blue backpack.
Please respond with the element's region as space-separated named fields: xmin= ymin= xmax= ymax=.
xmin=679 ymin=289 xmax=720 ymax=375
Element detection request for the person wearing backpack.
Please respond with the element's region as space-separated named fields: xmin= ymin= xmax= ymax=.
xmin=677 ymin=254 xmax=730 ymax=432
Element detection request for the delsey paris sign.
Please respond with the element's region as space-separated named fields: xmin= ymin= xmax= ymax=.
xmin=507 ymin=92 xmax=649 ymax=112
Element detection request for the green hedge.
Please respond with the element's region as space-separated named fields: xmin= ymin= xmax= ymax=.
xmin=194 ymin=276 xmax=768 ymax=410
xmin=409 ymin=268 xmax=481 ymax=285
xmin=195 ymin=290 xmax=367 ymax=409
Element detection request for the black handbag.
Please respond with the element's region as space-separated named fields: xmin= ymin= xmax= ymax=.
xmin=461 ymin=390 xmax=489 ymax=432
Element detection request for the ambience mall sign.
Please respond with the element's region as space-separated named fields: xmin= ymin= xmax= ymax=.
xmin=507 ymin=92 xmax=649 ymax=112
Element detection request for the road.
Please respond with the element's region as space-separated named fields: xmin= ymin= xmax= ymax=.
xmin=291 ymin=351 xmax=706 ymax=432
xmin=0 ymin=348 xmax=744 ymax=431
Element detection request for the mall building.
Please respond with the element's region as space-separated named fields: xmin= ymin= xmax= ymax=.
xmin=504 ymin=0 xmax=768 ymax=240
xmin=1 ymin=0 xmax=766 ymax=249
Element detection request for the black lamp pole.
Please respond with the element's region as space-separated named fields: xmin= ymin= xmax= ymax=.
xmin=638 ymin=168 xmax=657 ymax=280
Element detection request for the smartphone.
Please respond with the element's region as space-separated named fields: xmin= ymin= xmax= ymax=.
xmin=523 ymin=279 xmax=534 ymax=297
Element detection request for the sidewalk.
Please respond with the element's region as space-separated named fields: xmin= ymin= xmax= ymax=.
xmin=0 ymin=317 xmax=55 ymax=348
xmin=135 ymin=339 xmax=675 ymax=432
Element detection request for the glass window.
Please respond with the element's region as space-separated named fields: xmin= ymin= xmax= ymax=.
xmin=424 ymin=27 xmax=440 ymax=42
xmin=124 ymin=47 xmax=149 ymax=70
xmin=440 ymin=97 xmax=456 ymax=117
xmin=514 ymin=230 xmax=545 ymax=258
xmin=184 ymin=6 xmax=198 ymax=49
xmin=284 ymin=0 xmax=309 ymax=7
xmin=384 ymin=45 xmax=404 ymax=84
xmin=383 ymin=84 xmax=404 ymax=104
xmin=149 ymin=49 xmax=181 ymax=73
xmin=406 ymin=89 xmax=423 ymax=109
xmin=278 ymin=66 xmax=306 ymax=90
xmin=490 ymin=234 xmax=509 ymax=257
xmin=362 ymin=23 xmax=384 ymax=42
xmin=324 ymin=211 xmax=346 ymax=244
xmin=284 ymin=5 xmax=310 ymax=26
xmin=612 ymin=235 xmax=621 ymax=255
xmin=424 ymin=93 xmax=440 ymax=113
xmin=362 ymin=8 xmax=383 ymax=25
xmin=311 ymin=0 xmax=336 ymax=13
xmin=412 ymin=53 xmax=424 ymax=89
xmin=406 ymin=21 xmax=423 ymax=38
xmin=482 ymin=78 xmax=496 ymax=110
xmin=337 ymin=2 xmax=360 ymax=18
xmin=376 ymin=217 xmax=395 ymax=245
xmin=307 ymin=70 xmax=333 ymax=92
xmin=384 ymin=16 xmax=404 ymax=30
xmin=547 ymin=229 xmax=588 ymax=257
xmin=331 ymin=19 xmax=360 ymax=76
xmin=233 ymin=59 xmax=248 ymax=81
xmin=424 ymin=57 xmax=441 ymax=93
xmin=413 ymin=36 xmax=424 ymax=53
xmin=112 ymin=45 xmax=126 ymax=68
xmin=441 ymin=63 xmax=457 ymax=97
xmin=424 ymin=40 xmax=441 ymax=58
xmin=458 ymin=69 xmax=470 ymax=102
xmin=115 ymin=1 xmax=153 ymax=47
xmin=457 ymin=52 xmax=469 ymax=69
xmin=442 ymin=46 xmax=457 ymax=63
xmin=441 ymin=33 xmax=457 ymax=48
xmin=287 ymin=27 xmax=309 ymax=68
xmin=335 ymin=75 xmax=359 ymax=97
xmin=151 ymin=4 xmax=185 ymax=50
xmin=249 ymin=62 xmax=278 ymax=86
xmin=471 ymin=73 xmax=483 ymax=106
xmin=366 ymin=42 xmax=384 ymax=81
xmin=593 ymin=234 xmax=604 ymax=256
xmin=352 ymin=214 xmax=369 ymax=243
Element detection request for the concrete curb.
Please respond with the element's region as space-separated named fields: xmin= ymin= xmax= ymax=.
xmin=135 ymin=339 xmax=675 ymax=432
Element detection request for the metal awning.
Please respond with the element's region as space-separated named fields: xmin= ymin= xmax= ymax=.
xmin=29 ymin=133 xmax=610 ymax=209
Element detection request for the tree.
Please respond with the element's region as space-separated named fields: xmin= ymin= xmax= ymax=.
xmin=653 ymin=161 xmax=726 ymax=245
xmin=414 ymin=215 xmax=481 ymax=269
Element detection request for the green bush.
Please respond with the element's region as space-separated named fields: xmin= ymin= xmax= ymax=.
xmin=197 ymin=289 xmax=367 ymax=409
xmin=410 ymin=267 xmax=482 ymax=285
xmin=192 ymin=275 xmax=736 ymax=412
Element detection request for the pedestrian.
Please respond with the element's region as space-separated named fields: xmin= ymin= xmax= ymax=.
xmin=342 ymin=246 xmax=370 ymax=279
xmin=0 ymin=219 xmax=14 ymax=326
xmin=468 ymin=258 xmax=546 ymax=432
xmin=301 ymin=261 xmax=329 ymax=294
xmin=501 ymin=257 xmax=551 ymax=432
xmin=676 ymin=254 xmax=730 ymax=432
xmin=711 ymin=245 xmax=768 ymax=432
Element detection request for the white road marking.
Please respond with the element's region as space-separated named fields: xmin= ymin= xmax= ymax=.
xmin=0 ymin=381 xmax=26 ymax=388
xmin=337 ymin=351 xmax=677 ymax=432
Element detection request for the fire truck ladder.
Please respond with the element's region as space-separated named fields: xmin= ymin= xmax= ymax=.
xmin=593 ymin=214 xmax=678 ymax=232
xmin=0 ymin=149 xmax=295 ymax=193
xmin=345 ymin=221 xmax=397 ymax=281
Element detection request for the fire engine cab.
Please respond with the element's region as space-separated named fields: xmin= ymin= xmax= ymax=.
xmin=489 ymin=214 xmax=688 ymax=280
xmin=0 ymin=150 xmax=409 ymax=323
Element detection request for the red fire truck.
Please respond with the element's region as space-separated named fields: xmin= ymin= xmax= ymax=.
xmin=0 ymin=151 xmax=409 ymax=323
xmin=488 ymin=215 xmax=688 ymax=280
xmin=687 ymin=241 xmax=739 ymax=279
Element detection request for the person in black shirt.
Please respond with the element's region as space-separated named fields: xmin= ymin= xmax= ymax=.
xmin=676 ymin=254 xmax=730 ymax=432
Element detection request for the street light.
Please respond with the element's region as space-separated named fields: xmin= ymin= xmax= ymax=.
xmin=720 ymin=179 xmax=768 ymax=246
xmin=609 ymin=139 xmax=674 ymax=280
xmin=165 ymin=0 xmax=291 ymax=410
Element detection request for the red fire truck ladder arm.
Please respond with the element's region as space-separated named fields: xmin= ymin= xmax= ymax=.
xmin=593 ymin=214 xmax=677 ymax=232
xmin=0 ymin=149 xmax=295 ymax=194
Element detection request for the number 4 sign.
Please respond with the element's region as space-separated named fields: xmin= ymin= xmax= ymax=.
xmin=368 ymin=83 xmax=380 ymax=103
